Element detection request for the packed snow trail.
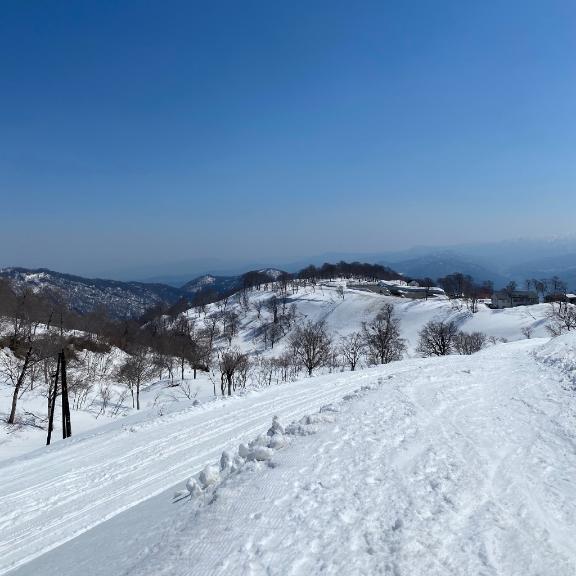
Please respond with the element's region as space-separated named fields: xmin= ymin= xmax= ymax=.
xmin=0 ymin=370 xmax=386 ymax=574
xmin=4 ymin=337 xmax=576 ymax=575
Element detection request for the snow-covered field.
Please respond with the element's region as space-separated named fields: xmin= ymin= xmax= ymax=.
xmin=2 ymin=331 xmax=576 ymax=575
xmin=195 ymin=283 xmax=551 ymax=358
xmin=2 ymin=285 xmax=552 ymax=462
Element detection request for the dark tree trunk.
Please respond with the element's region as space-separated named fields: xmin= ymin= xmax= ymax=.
xmin=8 ymin=346 xmax=33 ymax=425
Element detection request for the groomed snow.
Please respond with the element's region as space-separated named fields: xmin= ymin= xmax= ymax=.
xmin=4 ymin=335 xmax=576 ymax=576
xmin=0 ymin=367 xmax=386 ymax=574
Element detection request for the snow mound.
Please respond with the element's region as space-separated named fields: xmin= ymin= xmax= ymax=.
xmin=199 ymin=465 xmax=220 ymax=488
xmin=284 ymin=423 xmax=319 ymax=436
xmin=533 ymin=333 xmax=576 ymax=376
xmin=184 ymin=416 xmax=291 ymax=500
xmin=248 ymin=446 xmax=274 ymax=461
xmin=300 ymin=413 xmax=336 ymax=425
xmin=285 ymin=412 xmax=335 ymax=436
xmin=267 ymin=415 xmax=285 ymax=436
xmin=319 ymin=403 xmax=341 ymax=413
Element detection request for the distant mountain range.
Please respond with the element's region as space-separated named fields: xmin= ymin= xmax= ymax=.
xmin=375 ymin=236 xmax=576 ymax=290
xmin=0 ymin=267 xmax=285 ymax=319
xmin=378 ymin=252 xmax=510 ymax=287
xmin=2 ymin=237 xmax=575 ymax=319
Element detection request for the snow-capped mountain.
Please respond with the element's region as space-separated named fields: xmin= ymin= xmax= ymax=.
xmin=257 ymin=268 xmax=286 ymax=280
xmin=180 ymin=269 xmax=286 ymax=296
xmin=180 ymin=274 xmax=241 ymax=295
xmin=0 ymin=267 xmax=185 ymax=319
xmin=0 ymin=267 xmax=290 ymax=319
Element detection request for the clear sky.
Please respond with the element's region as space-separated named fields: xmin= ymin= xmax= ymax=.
xmin=1 ymin=0 xmax=575 ymax=277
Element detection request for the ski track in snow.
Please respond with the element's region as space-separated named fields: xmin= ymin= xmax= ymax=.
xmin=124 ymin=342 xmax=576 ymax=576
xmin=0 ymin=369 xmax=389 ymax=575
xmin=3 ymin=339 xmax=576 ymax=575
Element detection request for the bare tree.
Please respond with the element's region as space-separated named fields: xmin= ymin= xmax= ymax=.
xmin=222 ymin=311 xmax=240 ymax=346
xmin=454 ymin=331 xmax=486 ymax=355
xmin=203 ymin=313 xmax=221 ymax=351
xmin=2 ymin=291 xmax=40 ymax=425
xmin=546 ymin=303 xmax=576 ymax=336
xmin=417 ymin=320 xmax=460 ymax=357
xmin=273 ymin=351 xmax=298 ymax=382
xmin=521 ymin=326 xmax=534 ymax=339
xmin=265 ymin=296 xmax=279 ymax=324
xmin=463 ymin=284 xmax=481 ymax=314
xmin=421 ymin=277 xmax=434 ymax=300
xmin=533 ymin=279 xmax=547 ymax=302
xmin=503 ymin=281 xmax=517 ymax=307
xmin=362 ymin=304 xmax=405 ymax=365
xmin=253 ymin=299 xmax=265 ymax=319
xmin=339 ymin=332 xmax=365 ymax=371
xmin=239 ymin=290 xmax=250 ymax=314
xmin=218 ymin=349 xmax=249 ymax=396
xmin=3 ymin=344 xmax=34 ymax=424
xmin=267 ymin=322 xmax=283 ymax=349
xmin=116 ymin=346 xmax=154 ymax=410
xmin=290 ymin=320 xmax=332 ymax=376
xmin=438 ymin=273 xmax=473 ymax=299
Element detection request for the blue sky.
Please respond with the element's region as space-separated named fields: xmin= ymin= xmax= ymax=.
xmin=1 ymin=0 xmax=575 ymax=277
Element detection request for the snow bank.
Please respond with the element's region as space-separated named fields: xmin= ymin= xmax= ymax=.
xmin=182 ymin=415 xmax=290 ymax=501
xmin=181 ymin=382 xmax=383 ymax=505
xmin=533 ymin=332 xmax=576 ymax=377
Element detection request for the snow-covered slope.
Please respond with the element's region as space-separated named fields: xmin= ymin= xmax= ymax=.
xmin=3 ymin=335 xmax=576 ymax=575
xmin=191 ymin=283 xmax=552 ymax=358
xmin=0 ymin=267 xmax=185 ymax=318
xmin=0 ymin=285 xmax=552 ymax=462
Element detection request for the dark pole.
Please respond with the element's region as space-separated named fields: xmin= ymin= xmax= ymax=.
xmin=61 ymin=348 xmax=72 ymax=439
xmin=46 ymin=353 xmax=61 ymax=446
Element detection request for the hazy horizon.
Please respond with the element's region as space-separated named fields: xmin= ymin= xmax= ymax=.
xmin=2 ymin=233 xmax=576 ymax=283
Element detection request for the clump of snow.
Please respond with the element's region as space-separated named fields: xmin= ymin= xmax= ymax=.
xmin=268 ymin=434 xmax=287 ymax=449
xmin=183 ymin=416 xmax=292 ymax=501
xmin=198 ymin=465 xmax=220 ymax=488
xmin=300 ymin=413 xmax=336 ymax=425
xmin=182 ymin=404 xmax=344 ymax=506
xmin=252 ymin=433 xmax=272 ymax=448
xmin=267 ymin=415 xmax=285 ymax=436
xmin=285 ymin=411 xmax=336 ymax=436
xmin=248 ymin=446 xmax=274 ymax=461
xmin=319 ymin=403 xmax=340 ymax=413
xmin=185 ymin=477 xmax=202 ymax=497
xmin=219 ymin=450 xmax=234 ymax=471
xmin=284 ymin=423 xmax=319 ymax=436
xmin=238 ymin=443 xmax=251 ymax=459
